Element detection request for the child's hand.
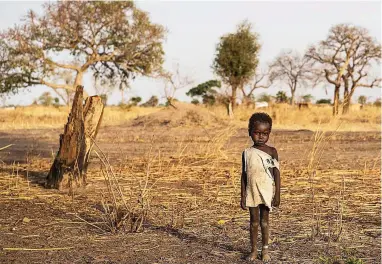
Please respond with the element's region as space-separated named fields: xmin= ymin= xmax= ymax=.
xmin=272 ymin=196 xmax=280 ymax=207
xmin=240 ymin=198 xmax=247 ymax=210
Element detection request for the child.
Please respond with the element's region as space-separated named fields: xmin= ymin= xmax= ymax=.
xmin=241 ymin=112 xmax=281 ymax=263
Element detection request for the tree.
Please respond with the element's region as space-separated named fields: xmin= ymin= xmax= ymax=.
xmin=129 ymin=96 xmax=142 ymax=106
xmin=358 ymin=95 xmax=367 ymax=105
xmin=306 ymin=24 xmax=378 ymax=115
xmin=99 ymin=94 xmax=108 ymax=105
xmin=269 ymin=50 xmax=313 ymax=106
xmin=212 ymin=20 xmax=260 ymax=113
xmin=162 ymin=64 xmax=193 ymax=108
xmin=0 ymin=1 xmax=165 ymax=100
xmin=240 ymin=69 xmax=271 ymax=105
xmin=186 ymin=80 xmax=221 ymax=106
xmin=257 ymin=93 xmax=272 ymax=103
xmin=141 ymin=96 xmax=159 ymax=107
xmin=340 ymin=27 xmax=381 ymax=114
xmin=275 ymin=91 xmax=288 ymax=103
xmin=316 ymin=98 xmax=332 ymax=104
xmin=191 ymin=99 xmax=199 ymax=105
xmin=302 ymin=94 xmax=314 ymax=103
xmin=38 ymin=92 xmax=58 ymax=106
xmin=374 ymin=98 xmax=381 ymax=107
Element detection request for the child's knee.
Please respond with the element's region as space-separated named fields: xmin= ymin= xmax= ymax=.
xmin=260 ymin=218 xmax=268 ymax=228
xmin=250 ymin=217 xmax=259 ymax=225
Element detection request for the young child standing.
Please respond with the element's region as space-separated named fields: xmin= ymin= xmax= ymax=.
xmin=241 ymin=112 xmax=281 ymax=262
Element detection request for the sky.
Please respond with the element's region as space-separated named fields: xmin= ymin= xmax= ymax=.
xmin=0 ymin=1 xmax=381 ymax=106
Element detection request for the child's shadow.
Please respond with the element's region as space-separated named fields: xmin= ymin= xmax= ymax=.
xmin=154 ymin=225 xmax=248 ymax=259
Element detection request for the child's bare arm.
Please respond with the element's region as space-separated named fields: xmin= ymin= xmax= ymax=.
xmin=272 ymin=148 xmax=281 ymax=207
xmin=241 ymin=152 xmax=247 ymax=210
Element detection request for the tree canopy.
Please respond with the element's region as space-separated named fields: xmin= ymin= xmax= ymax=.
xmin=212 ymin=21 xmax=260 ymax=110
xmin=270 ymin=50 xmax=313 ymax=105
xmin=186 ymin=80 xmax=221 ymax=105
xmin=0 ymin=1 xmax=166 ymax=98
xmin=306 ymin=24 xmax=381 ymax=115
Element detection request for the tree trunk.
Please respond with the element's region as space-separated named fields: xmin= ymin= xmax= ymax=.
xmin=290 ymin=83 xmax=296 ymax=106
xmin=242 ymin=96 xmax=253 ymax=108
xmin=333 ymin=85 xmax=340 ymax=116
xmin=290 ymin=91 xmax=295 ymax=106
xmin=342 ymin=75 xmax=350 ymax=114
xmin=73 ymin=71 xmax=89 ymax=99
xmin=83 ymin=96 xmax=105 ymax=174
xmin=342 ymin=89 xmax=350 ymax=114
xmin=231 ymin=86 xmax=237 ymax=110
xmin=227 ymin=102 xmax=234 ymax=118
xmin=46 ymin=86 xmax=104 ymax=190
xmin=74 ymin=71 xmax=84 ymax=88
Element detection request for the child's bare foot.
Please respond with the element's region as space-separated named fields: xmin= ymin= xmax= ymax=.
xmin=246 ymin=251 xmax=258 ymax=261
xmin=261 ymin=247 xmax=271 ymax=263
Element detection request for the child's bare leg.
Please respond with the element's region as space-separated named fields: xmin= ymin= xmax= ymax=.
xmin=248 ymin=207 xmax=259 ymax=261
xmin=259 ymin=205 xmax=271 ymax=262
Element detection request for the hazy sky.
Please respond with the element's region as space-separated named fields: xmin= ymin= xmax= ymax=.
xmin=0 ymin=1 xmax=381 ymax=105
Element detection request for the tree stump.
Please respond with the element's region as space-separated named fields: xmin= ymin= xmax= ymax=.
xmin=46 ymin=86 xmax=104 ymax=190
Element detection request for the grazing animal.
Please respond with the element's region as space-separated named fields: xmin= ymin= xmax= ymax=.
xmin=298 ymin=103 xmax=309 ymax=110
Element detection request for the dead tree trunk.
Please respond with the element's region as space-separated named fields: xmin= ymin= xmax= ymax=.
xmin=46 ymin=86 xmax=104 ymax=190
xmin=83 ymin=95 xmax=104 ymax=173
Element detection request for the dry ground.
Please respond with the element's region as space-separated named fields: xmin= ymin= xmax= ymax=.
xmin=0 ymin=118 xmax=380 ymax=264
xmin=0 ymin=123 xmax=381 ymax=263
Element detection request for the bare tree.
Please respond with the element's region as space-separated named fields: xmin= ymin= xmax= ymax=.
xmin=0 ymin=1 xmax=165 ymax=100
xmin=161 ymin=64 xmax=193 ymax=108
xmin=306 ymin=24 xmax=365 ymax=115
xmin=269 ymin=50 xmax=313 ymax=106
xmin=240 ymin=69 xmax=271 ymax=105
xmin=341 ymin=28 xmax=381 ymax=114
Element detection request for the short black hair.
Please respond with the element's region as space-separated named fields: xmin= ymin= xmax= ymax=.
xmin=248 ymin=112 xmax=272 ymax=136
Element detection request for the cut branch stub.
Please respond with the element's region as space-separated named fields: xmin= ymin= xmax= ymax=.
xmin=46 ymin=86 xmax=104 ymax=190
xmin=83 ymin=95 xmax=105 ymax=174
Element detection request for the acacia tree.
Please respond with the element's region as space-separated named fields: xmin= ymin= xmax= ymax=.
xmin=358 ymin=95 xmax=367 ymax=105
xmin=0 ymin=1 xmax=165 ymax=99
xmin=269 ymin=50 xmax=313 ymax=106
xmin=340 ymin=27 xmax=381 ymax=114
xmin=306 ymin=24 xmax=367 ymax=115
xmin=186 ymin=80 xmax=221 ymax=106
xmin=212 ymin=21 xmax=260 ymax=113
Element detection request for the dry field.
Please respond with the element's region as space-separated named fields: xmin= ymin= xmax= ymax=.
xmin=0 ymin=103 xmax=380 ymax=264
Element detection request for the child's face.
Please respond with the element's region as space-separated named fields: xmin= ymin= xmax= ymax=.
xmin=250 ymin=122 xmax=271 ymax=146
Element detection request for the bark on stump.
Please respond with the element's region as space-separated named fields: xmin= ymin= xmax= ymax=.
xmin=46 ymin=86 xmax=104 ymax=190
